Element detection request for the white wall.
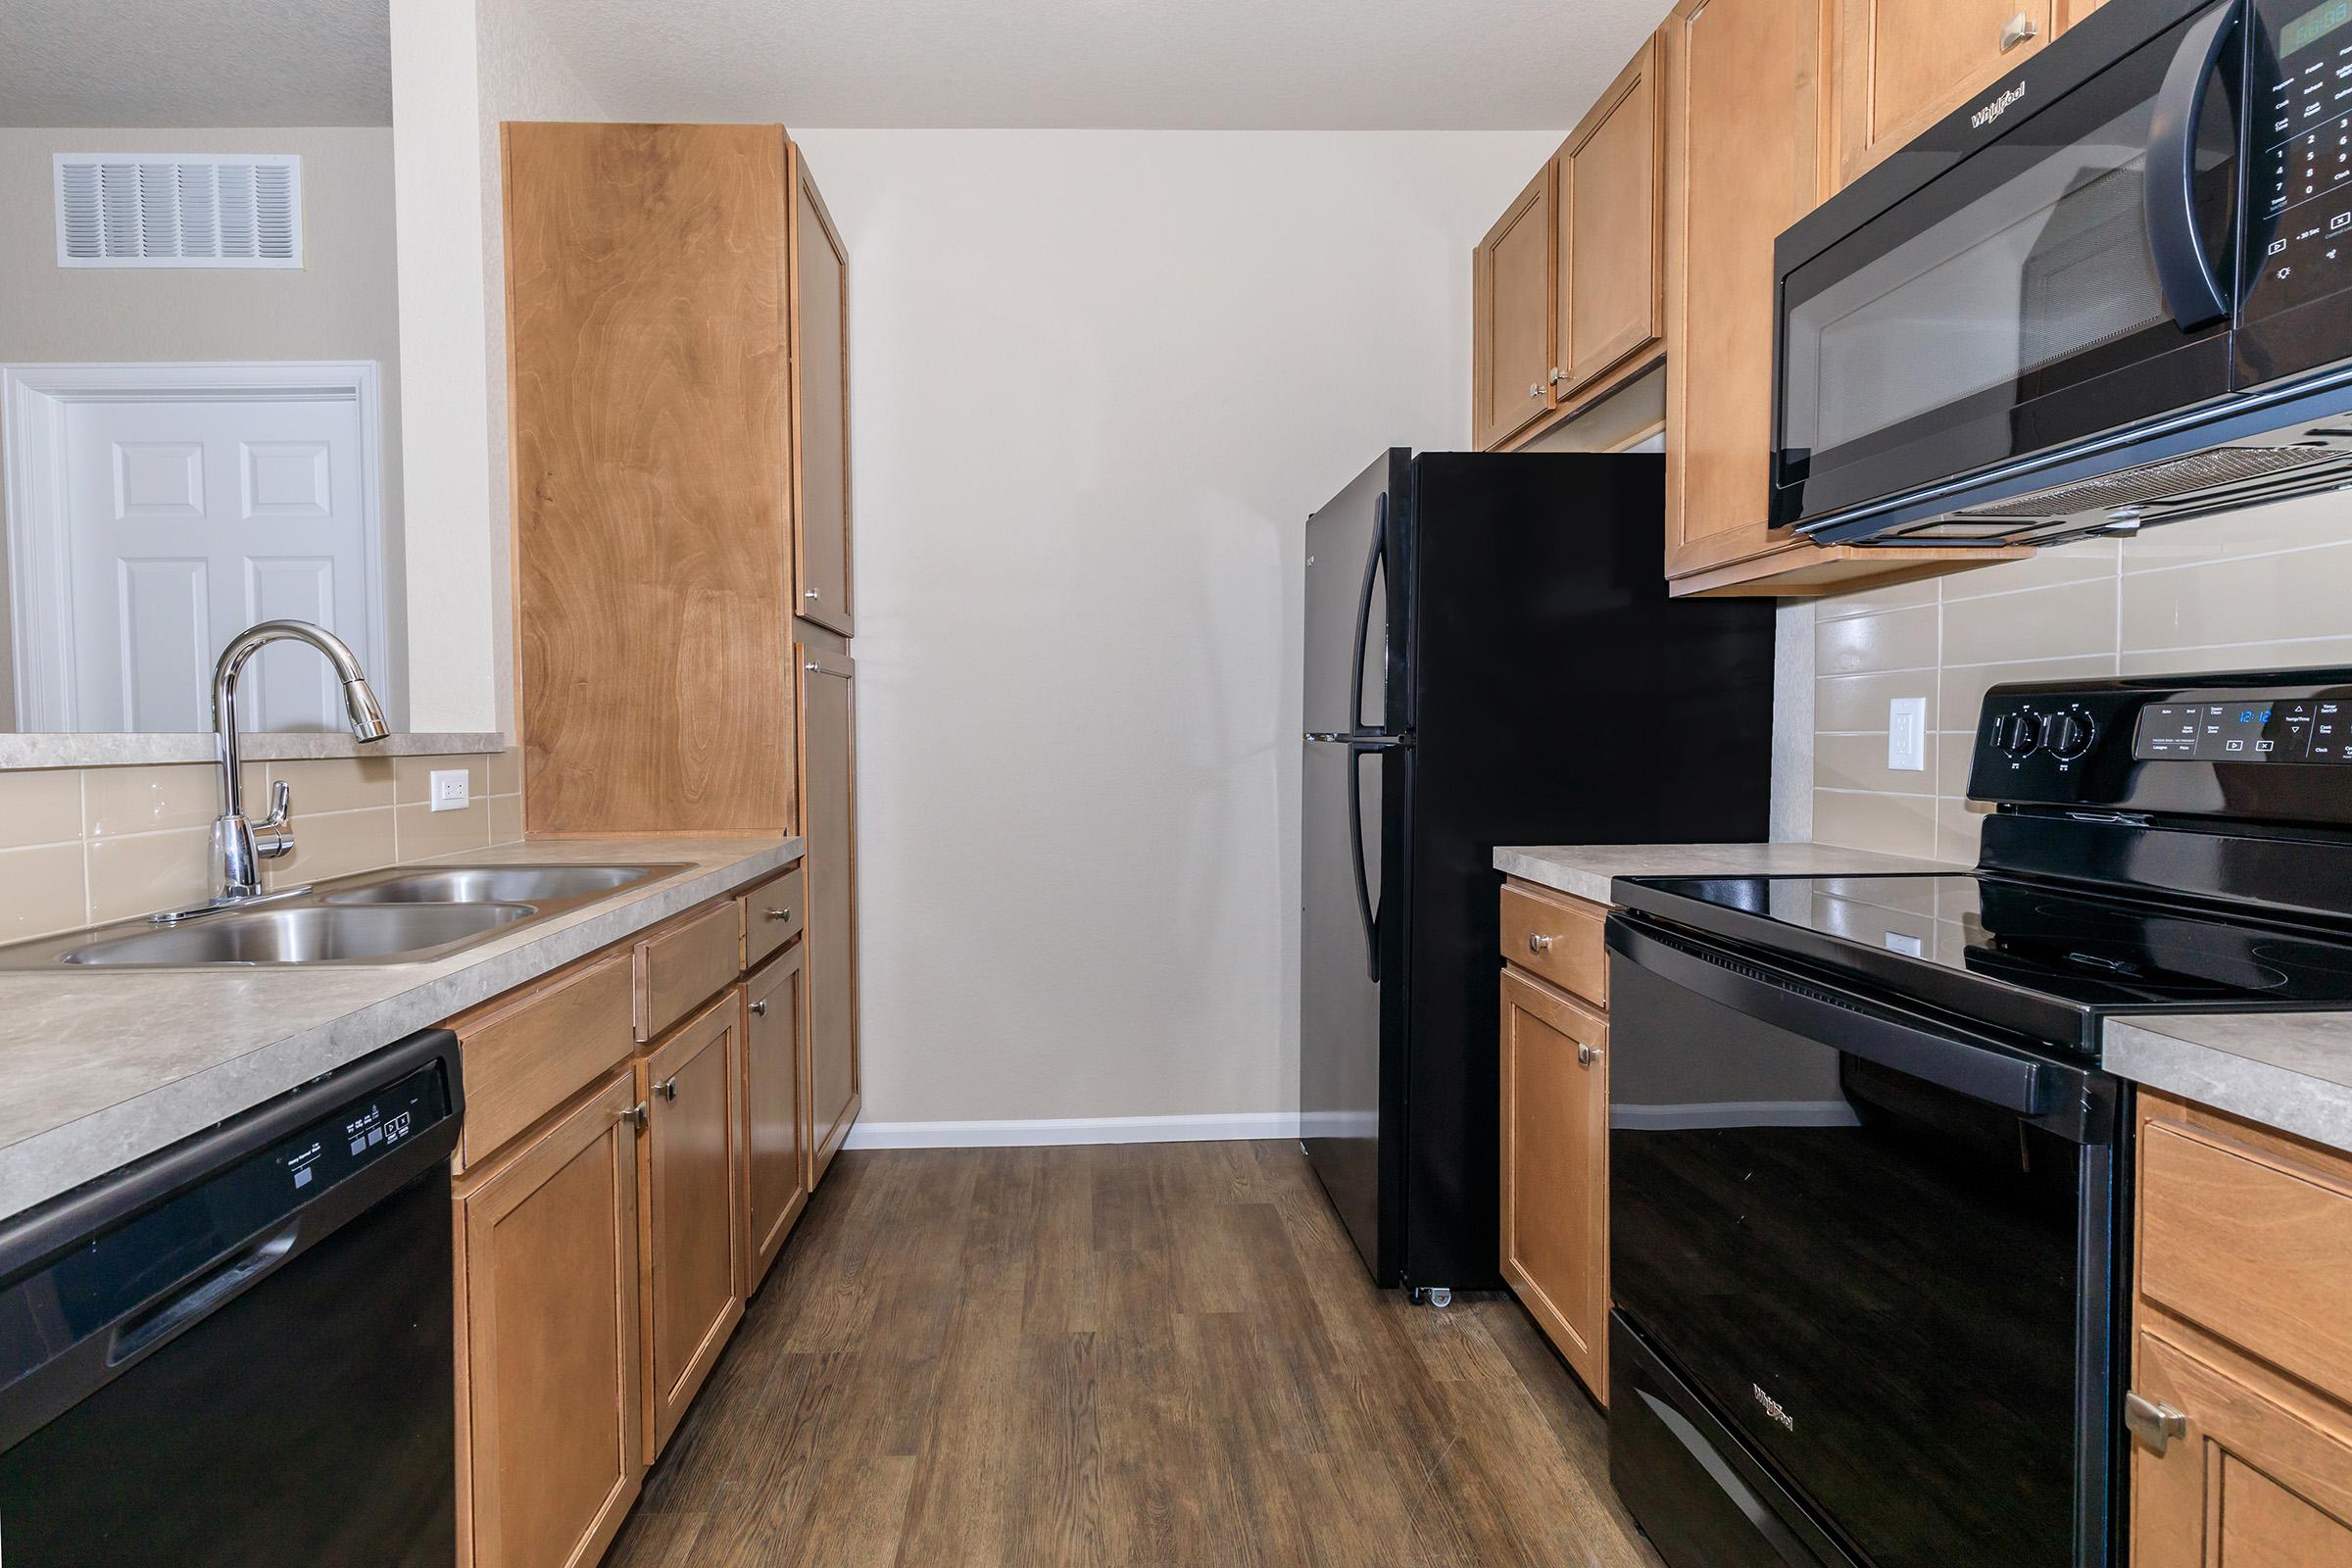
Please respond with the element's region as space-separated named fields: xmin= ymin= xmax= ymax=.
xmin=0 ymin=125 xmax=406 ymax=725
xmin=792 ymin=129 xmax=1559 ymax=1128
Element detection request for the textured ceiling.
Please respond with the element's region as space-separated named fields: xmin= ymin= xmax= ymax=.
xmin=3 ymin=0 xmax=391 ymax=127
xmin=521 ymin=0 xmax=1669 ymax=129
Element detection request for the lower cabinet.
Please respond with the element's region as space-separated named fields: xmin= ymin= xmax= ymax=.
xmin=2130 ymin=1091 xmax=2352 ymax=1563
xmin=798 ymin=642 xmax=861 ymax=1189
xmin=456 ymin=1069 xmax=645 ymax=1568
xmin=638 ymin=992 xmax=745 ymax=1460
xmin=744 ymin=944 xmax=809 ymax=1293
xmin=1498 ymin=964 xmax=1610 ymax=1399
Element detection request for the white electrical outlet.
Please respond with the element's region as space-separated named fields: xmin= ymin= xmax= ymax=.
xmin=1887 ymin=697 xmax=1928 ymax=772
xmin=428 ymin=769 xmax=471 ymax=812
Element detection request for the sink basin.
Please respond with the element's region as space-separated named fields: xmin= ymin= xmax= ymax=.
xmin=0 ymin=859 xmax=693 ymax=971
xmin=59 ymin=903 xmax=537 ymax=967
xmin=320 ymin=865 xmax=660 ymax=906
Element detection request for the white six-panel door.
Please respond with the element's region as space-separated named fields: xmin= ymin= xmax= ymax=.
xmin=3 ymin=364 xmax=384 ymax=733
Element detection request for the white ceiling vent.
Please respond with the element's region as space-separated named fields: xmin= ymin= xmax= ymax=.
xmin=54 ymin=155 xmax=302 ymax=270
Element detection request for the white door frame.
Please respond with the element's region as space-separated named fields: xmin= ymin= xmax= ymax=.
xmin=0 ymin=361 xmax=390 ymax=732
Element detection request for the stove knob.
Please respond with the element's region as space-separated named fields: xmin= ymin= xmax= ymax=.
xmin=2042 ymin=710 xmax=2094 ymax=761
xmin=1994 ymin=710 xmax=2040 ymax=758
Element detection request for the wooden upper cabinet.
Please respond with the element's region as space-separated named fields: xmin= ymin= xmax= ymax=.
xmin=456 ymin=1069 xmax=644 ymax=1568
xmin=1662 ymin=0 xmax=1827 ymax=578
xmin=798 ymin=642 xmax=861 ymax=1190
xmin=505 ymin=122 xmax=796 ymax=834
xmin=637 ymin=994 xmax=744 ymax=1461
xmin=789 ymin=142 xmax=854 ymax=638
xmin=1473 ymin=168 xmax=1557 ymax=450
xmin=1832 ymin=0 xmax=2054 ymax=188
xmin=1557 ymin=36 xmax=1665 ymax=397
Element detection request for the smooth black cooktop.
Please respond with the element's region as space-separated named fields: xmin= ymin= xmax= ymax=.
xmin=1612 ymin=871 xmax=2352 ymax=1053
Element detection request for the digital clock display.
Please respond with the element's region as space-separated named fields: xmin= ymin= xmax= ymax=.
xmin=2282 ymin=0 xmax=2352 ymax=57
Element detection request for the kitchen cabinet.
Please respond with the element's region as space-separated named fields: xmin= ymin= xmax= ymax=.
xmin=1830 ymin=0 xmax=2052 ymax=189
xmin=1472 ymin=40 xmax=1665 ymax=452
xmin=455 ymin=1069 xmax=645 ymax=1568
xmin=637 ymin=992 xmax=745 ymax=1461
xmin=744 ymin=943 xmax=809 ymax=1293
xmin=1473 ymin=169 xmax=1557 ymax=450
xmin=799 ymin=641 xmax=862 ymax=1190
xmin=791 ymin=143 xmax=854 ymax=638
xmin=2129 ymin=1092 xmax=2352 ymax=1564
xmin=1496 ymin=878 xmax=1612 ymax=1401
xmin=1659 ymin=0 xmax=2029 ymax=595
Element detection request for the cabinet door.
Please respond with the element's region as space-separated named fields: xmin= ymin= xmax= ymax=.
xmin=639 ymin=993 xmax=745 ymax=1461
xmin=743 ymin=943 xmax=808 ymax=1293
xmin=1498 ymin=967 xmax=1609 ymax=1400
xmin=798 ymin=642 xmax=861 ymax=1189
xmin=1558 ymin=36 xmax=1665 ymax=397
xmin=2131 ymin=1332 xmax=2352 ymax=1567
xmin=457 ymin=1070 xmax=643 ymax=1568
xmin=1472 ymin=168 xmax=1557 ymax=450
xmin=789 ymin=142 xmax=854 ymax=637
xmin=1663 ymin=0 xmax=1828 ymax=579
xmin=1835 ymin=0 xmax=2054 ymax=188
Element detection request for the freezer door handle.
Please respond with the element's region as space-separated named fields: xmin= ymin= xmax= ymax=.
xmin=1348 ymin=492 xmax=1388 ymax=735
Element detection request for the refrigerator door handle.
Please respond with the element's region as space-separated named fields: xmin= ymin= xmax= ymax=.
xmin=1346 ymin=740 xmax=1381 ymax=983
xmin=1348 ymin=492 xmax=1389 ymax=736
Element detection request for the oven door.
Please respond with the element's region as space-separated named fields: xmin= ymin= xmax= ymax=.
xmin=1773 ymin=0 xmax=2242 ymax=538
xmin=1603 ymin=916 xmax=2121 ymax=1568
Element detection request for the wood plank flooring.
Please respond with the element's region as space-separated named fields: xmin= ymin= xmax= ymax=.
xmin=606 ymin=1140 xmax=1660 ymax=1568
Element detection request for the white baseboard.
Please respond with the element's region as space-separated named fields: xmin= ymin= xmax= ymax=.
xmin=843 ymin=1111 xmax=1302 ymax=1151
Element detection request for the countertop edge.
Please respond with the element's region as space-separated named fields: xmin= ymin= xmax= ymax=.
xmin=0 ymin=836 xmax=803 ymax=1222
xmin=1494 ymin=842 xmax=1962 ymax=906
xmin=2105 ymin=1017 xmax=2352 ymax=1157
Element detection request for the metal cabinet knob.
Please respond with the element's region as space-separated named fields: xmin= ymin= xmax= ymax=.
xmin=656 ymin=1076 xmax=679 ymax=1102
xmin=2000 ymin=11 xmax=2037 ymax=50
xmin=619 ymin=1101 xmax=650 ymax=1131
xmin=2124 ymin=1392 xmax=2187 ymax=1456
xmin=750 ymin=1000 xmax=770 ymax=1016
xmin=1528 ymin=933 xmax=1554 ymax=955
xmin=765 ymin=906 xmax=793 ymax=921
xmin=805 ymin=587 xmax=821 ymax=601
xmin=1528 ymin=380 xmax=1545 ymax=400
xmin=1548 ymin=367 xmax=1566 ymax=385
xmin=1577 ymin=1043 xmax=1602 ymax=1066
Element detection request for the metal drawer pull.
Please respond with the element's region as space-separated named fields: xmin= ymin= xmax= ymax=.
xmin=1528 ymin=933 xmax=1554 ymax=955
xmin=750 ymin=1000 xmax=770 ymax=1016
xmin=765 ymin=906 xmax=794 ymax=921
xmin=656 ymin=1077 xmax=679 ymax=1102
xmin=620 ymin=1101 xmax=650 ymax=1131
xmin=2124 ymin=1392 xmax=2187 ymax=1455
xmin=2000 ymin=11 xmax=2037 ymax=50
xmin=1577 ymin=1043 xmax=1602 ymax=1066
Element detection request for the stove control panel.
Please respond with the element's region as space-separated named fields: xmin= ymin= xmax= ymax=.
xmin=1973 ymin=670 xmax=2352 ymax=822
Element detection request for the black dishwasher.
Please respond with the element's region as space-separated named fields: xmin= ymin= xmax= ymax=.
xmin=0 ymin=1029 xmax=462 ymax=1565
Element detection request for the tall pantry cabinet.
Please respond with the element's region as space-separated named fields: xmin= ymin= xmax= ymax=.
xmin=504 ymin=121 xmax=860 ymax=1187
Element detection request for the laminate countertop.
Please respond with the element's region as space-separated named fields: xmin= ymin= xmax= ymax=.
xmin=0 ymin=835 xmax=802 ymax=1223
xmin=1494 ymin=841 xmax=1961 ymax=906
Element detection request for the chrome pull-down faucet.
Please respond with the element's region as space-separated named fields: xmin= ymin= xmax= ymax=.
xmin=158 ymin=621 xmax=390 ymax=922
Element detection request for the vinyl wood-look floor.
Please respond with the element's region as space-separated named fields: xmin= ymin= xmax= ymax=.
xmin=605 ymin=1141 xmax=1660 ymax=1568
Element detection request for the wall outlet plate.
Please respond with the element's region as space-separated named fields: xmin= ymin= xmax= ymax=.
xmin=428 ymin=768 xmax=471 ymax=812
xmin=1887 ymin=697 xmax=1928 ymax=772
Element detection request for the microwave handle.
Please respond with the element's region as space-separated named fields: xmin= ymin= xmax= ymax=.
xmin=2143 ymin=0 xmax=2237 ymax=329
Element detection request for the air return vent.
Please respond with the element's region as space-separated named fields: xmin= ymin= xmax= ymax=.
xmin=54 ymin=155 xmax=302 ymax=269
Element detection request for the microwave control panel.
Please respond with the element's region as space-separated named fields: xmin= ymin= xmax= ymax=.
xmin=2249 ymin=0 xmax=2352 ymax=318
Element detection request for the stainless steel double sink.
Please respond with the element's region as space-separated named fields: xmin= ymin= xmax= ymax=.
xmin=0 ymin=863 xmax=686 ymax=971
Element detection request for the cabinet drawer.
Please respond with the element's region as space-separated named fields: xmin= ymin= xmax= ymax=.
xmin=738 ymin=864 xmax=806 ymax=969
xmin=453 ymin=951 xmax=636 ymax=1171
xmin=2140 ymin=1106 xmax=2352 ymax=1411
xmin=635 ymin=901 xmax=743 ymax=1043
xmin=1499 ymin=881 xmax=1608 ymax=1005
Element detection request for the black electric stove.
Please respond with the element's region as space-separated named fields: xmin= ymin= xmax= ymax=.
xmin=1602 ymin=668 xmax=2352 ymax=1568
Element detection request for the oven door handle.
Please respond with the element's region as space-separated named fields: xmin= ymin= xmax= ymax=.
xmin=2142 ymin=0 xmax=2237 ymax=330
xmin=1607 ymin=919 xmax=2099 ymax=1139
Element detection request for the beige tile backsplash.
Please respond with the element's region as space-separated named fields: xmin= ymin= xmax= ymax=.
xmin=1811 ymin=496 xmax=2352 ymax=861
xmin=0 ymin=750 xmax=524 ymax=942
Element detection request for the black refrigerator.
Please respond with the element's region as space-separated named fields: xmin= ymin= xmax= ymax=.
xmin=1299 ymin=450 xmax=1777 ymax=1295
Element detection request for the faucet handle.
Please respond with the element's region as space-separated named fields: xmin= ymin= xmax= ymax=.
xmin=254 ymin=780 xmax=294 ymax=859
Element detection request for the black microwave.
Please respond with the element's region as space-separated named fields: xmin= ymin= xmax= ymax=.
xmin=1775 ymin=0 xmax=2352 ymax=547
